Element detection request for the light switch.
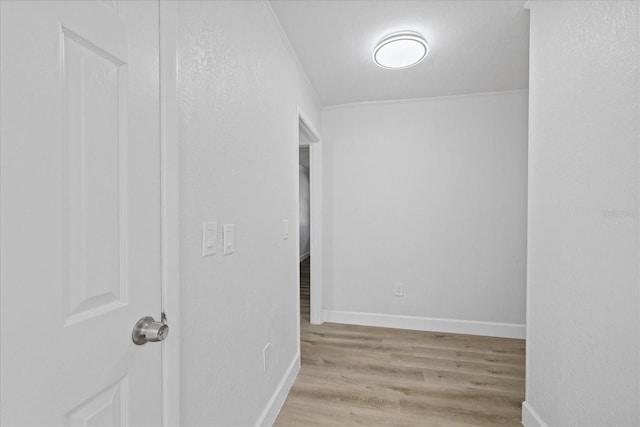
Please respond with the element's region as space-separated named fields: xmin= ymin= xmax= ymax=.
xmin=223 ymin=224 xmax=234 ymax=255
xmin=202 ymin=222 xmax=217 ymax=256
xmin=283 ymin=219 xmax=289 ymax=240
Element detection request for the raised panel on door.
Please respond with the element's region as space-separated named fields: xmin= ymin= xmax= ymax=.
xmin=0 ymin=1 xmax=162 ymax=425
xmin=67 ymin=378 xmax=128 ymax=426
xmin=63 ymin=26 xmax=128 ymax=325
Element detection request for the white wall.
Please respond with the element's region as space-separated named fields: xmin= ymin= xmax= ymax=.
xmin=176 ymin=1 xmax=320 ymax=425
xmin=321 ymin=91 xmax=528 ymax=337
xmin=524 ymin=2 xmax=639 ymax=426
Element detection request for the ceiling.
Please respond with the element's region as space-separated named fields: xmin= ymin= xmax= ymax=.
xmin=269 ymin=0 xmax=530 ymax=107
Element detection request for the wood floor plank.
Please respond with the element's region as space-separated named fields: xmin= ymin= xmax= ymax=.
xmin=390 ymin=353 xmax=525 ymax=380
xmin=382 ymin=334 xmax=525 ymax=356
xmin=410 ymin=346 xmax=524 ymax=367
xmin=275 ymin=259 xmax=525 ymax=426
xmin=421 ymin=367 xmax=525 ymax=395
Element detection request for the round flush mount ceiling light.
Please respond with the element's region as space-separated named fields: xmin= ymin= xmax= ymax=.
xmin=373 ymin=31 xmax=429 ymax=70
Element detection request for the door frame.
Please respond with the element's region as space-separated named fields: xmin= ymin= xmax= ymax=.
xmin=159 ymin=1 xmax=180 ymax=425
xmin=297 ymin=108 xmax=323 ymax=325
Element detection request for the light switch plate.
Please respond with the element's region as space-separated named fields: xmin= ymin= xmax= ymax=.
xmin=283 ymin=219 xmax=289 ymax=240
xmin=223 ymin=224 xmax=234 ymax=255
xmin=202 ymin=222 xmax=217 ymax=256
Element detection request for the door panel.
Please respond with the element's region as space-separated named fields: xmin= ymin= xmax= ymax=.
xmin=67 ymin=378 xmax=128 ymax=426
xmin=64 ymin=25 xmax=127 ymax=324
xmin=1 ymin=1 xmax=162 ymax=425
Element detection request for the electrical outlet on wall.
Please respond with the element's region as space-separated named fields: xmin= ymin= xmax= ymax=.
xmin=262 ymin=342 xmax=271 ymax=372
xmin=394 ymin=282 xmax=404 ymax=297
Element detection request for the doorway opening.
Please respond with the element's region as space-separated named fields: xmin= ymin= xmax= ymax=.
xmin=297 ymin=112 xmax=321 ymax=326
xmin=299 ymin=146 xmax=311 ymax=323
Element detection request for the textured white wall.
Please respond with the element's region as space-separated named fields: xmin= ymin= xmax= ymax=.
xmin=176 ymin=1 xmax=320 ymax=425
xmin=524 ymin=2 xmax=639 ymax=426
xmin=322 ymin=91 xmax=528 ymax=329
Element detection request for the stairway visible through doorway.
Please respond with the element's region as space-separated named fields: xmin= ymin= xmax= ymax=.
xmin=299 ymin=258 xmax=310 ymax=324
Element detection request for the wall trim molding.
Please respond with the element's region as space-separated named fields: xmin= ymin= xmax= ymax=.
xmin=521 ymin=401 xmax=549 ymax=427
xmin=254 ymin=352 xmax=300 ymax=427
xmin=323 ymin=88 xmax=529 ymax=111
xmin=297 ymin=108 xmax=324 ymax=326
xmin=323 ymin=310 xmax=526 ymax=339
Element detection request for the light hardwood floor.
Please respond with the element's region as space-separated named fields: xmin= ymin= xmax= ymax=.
xmin=274 ymin=259 xmax=525 ymax=426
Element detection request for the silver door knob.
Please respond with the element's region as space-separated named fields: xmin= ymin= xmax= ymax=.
xmin=132 ymin=316 xmax=169 ymax=345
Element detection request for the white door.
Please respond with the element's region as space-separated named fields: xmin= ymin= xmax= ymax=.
xmin=1 ymin=1 xmax=163 ymax=425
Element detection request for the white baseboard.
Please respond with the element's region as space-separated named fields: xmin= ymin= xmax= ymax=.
xmin=521 ymin=401 xmax=548 ymax=427
xmin=254 ymin=352 xmax=300 ymax=427
xmin=299 ymin=251 xmax=310 ymax=262
xmin=322 ymin=310 xmax=525 ymax=339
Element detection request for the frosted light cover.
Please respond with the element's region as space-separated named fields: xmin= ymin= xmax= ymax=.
xmin=373 ymin=32 xmax=428 ymax=69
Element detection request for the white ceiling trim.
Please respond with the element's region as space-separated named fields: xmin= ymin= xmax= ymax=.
xmin=322 ymin=88 xmax=529 ymax=111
